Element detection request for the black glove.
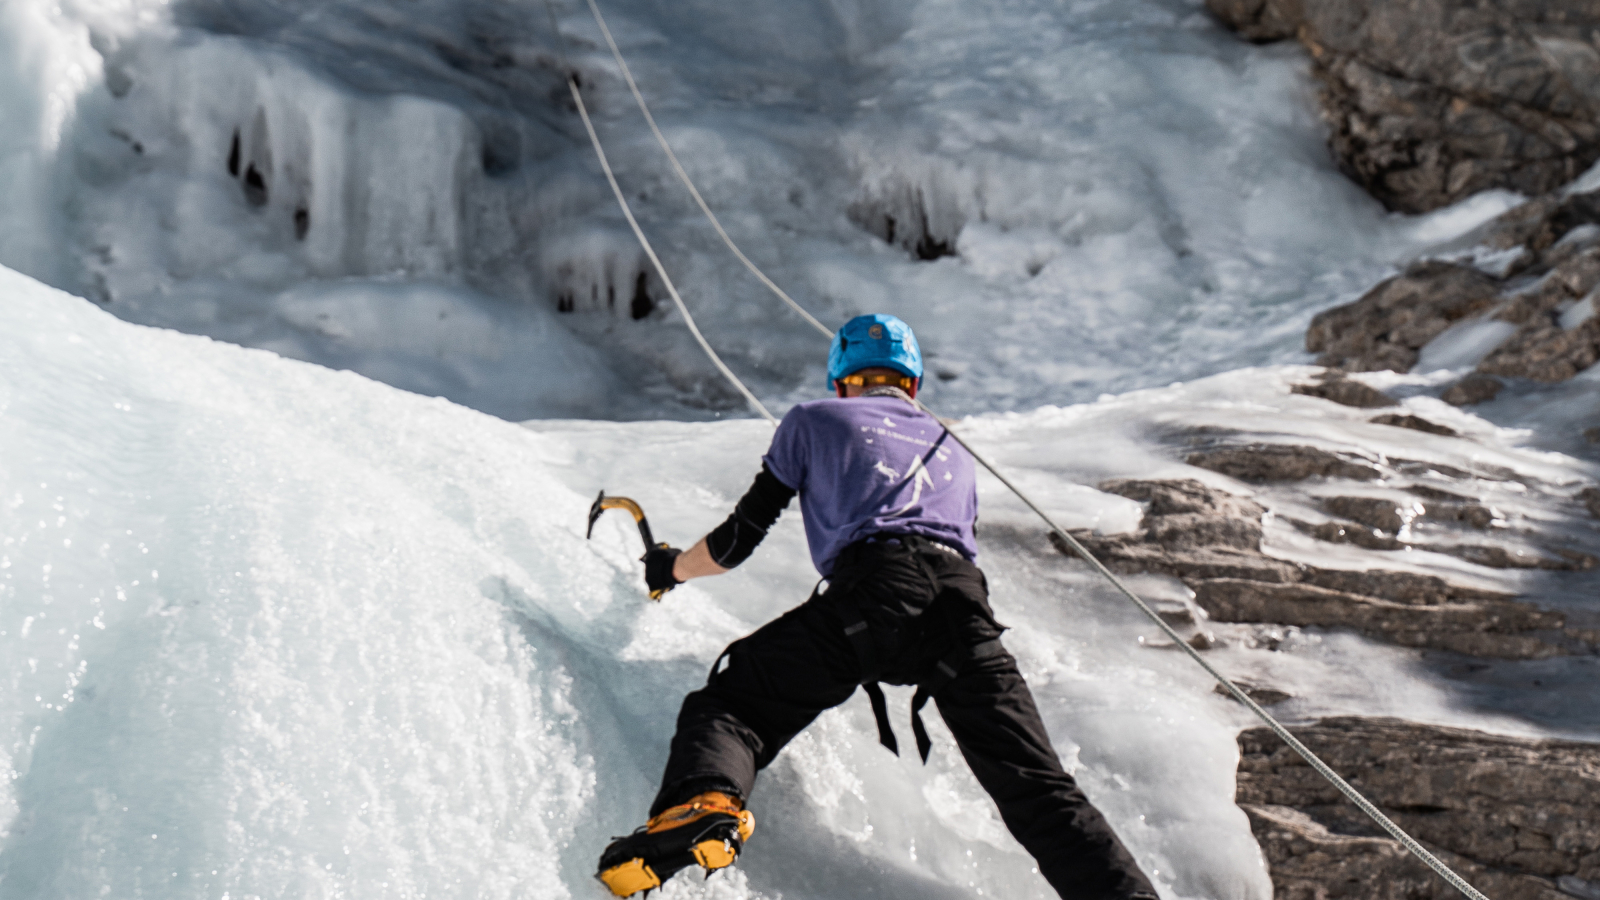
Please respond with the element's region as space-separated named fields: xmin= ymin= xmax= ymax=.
xmin=641 ymin=546 xmax=683 ymax=598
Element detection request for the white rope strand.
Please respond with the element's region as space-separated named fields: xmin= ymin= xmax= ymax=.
xmin=558 ymin=5 xmax=1494 ymax=898
xmin=566 ymin=77 xmax=779 ymax=424
xmin=579 ymin=0 xmax=834 ymax=339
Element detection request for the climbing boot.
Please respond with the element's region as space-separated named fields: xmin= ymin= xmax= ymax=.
xmin=596 ymin=791 xmax=755 ymax=897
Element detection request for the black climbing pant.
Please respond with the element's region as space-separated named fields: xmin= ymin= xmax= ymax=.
xmin=650 ymin=535 xmax=1157 ymax=900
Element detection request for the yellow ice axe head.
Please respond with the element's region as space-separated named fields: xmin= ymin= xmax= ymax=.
xmin=585 ymin=490 xmax=673 ymax=599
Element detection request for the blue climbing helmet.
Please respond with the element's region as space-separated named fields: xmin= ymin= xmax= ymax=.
xmin=827 ymin=313 xmax=923 ymax=389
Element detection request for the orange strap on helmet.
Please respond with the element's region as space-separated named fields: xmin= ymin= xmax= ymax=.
xmin=834 ymin=372 xmax=917 ymax=391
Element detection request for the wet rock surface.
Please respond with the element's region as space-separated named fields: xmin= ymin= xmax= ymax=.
xmin=1321 ymin=495 xmax=1414 ymax=533
xmin=1215 ymin=681 xmax=1294 ymax=706
xmin=1186 ymin=445 xmax=1380 ymax=483
xmin=1194 ymin=578 xmax=1566 ymax=659
xmin=1443 ymin=373 xmax=1506 ymax=407
xmin=1189 ymin=9 xmax=1600 ymax=891
xmin=1291 ymin=375 xmax=1397 ymax=409
xmin=1307 ymin=261 xmax=1502 ymax=373
xmin=1304 ymin=188 xmax=1600 ymax=392
xmin=1583 ymin=487 xmax=1600 ymax=519
xmin=1480 ymin=316 xmax=1600 ymax=383
xmin=1370 ymin=413 xmax=1458 ymax=436
xmin=1221 ymin=0 xmax=1600 ymax=393
xmin=1057 ymin=465 xmax=1596 ymax=658
xmin=1207 ymin=0 xmax=1600 ymax=214
xmin=1238 ymin=717 xmax=1600 ymax=900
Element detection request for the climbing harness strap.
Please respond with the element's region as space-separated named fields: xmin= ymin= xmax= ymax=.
xmin=822 ymin=563 xmax=899 ymax=755
xmin=554 ymin=4 xmax=1496 ymax=897
xmin=706 ymin=635 xmax=746 ymax=681
xmin=842 ymin=611 xmax=900 ymax=756
xmin=840 ymin=604 xmax=1005 ymax=763
xmin=833 ymin=536 xmax=990 ymax=762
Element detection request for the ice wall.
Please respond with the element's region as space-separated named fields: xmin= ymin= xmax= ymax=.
xmin=0 ymin=0 xmax=1525 ymax=421
xmin=0 ymin=265 xmax=608 ymax=897
xmin=0 ymin=0 xmax=100 ymax=282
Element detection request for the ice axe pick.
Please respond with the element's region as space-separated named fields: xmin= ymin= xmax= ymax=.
xmin=586 ymin=490 xmax=674 ymax=600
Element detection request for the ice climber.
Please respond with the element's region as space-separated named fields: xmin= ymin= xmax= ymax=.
xmin=596 ymin=314 xmax=1159 ymax=900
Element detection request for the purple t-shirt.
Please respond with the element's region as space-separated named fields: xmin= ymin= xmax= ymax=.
xmin=762 ymin=395 xmax=979 ymax=576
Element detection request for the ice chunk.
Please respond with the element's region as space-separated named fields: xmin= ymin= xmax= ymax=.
xmin=1565 ymin=159 xmax=1600 ymax=197
xmin=1414 ymin=317 xmax=1519 ymax=373
xmin=1403 ymin=189 xmax=1526 ymax=246
xmin=1560 ymin=292 xmax=1596 ymax=331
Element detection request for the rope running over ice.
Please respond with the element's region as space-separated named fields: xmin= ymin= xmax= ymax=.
xmin=565 ymin=77 xmax=778 ymax=424
xmin=557 ymin=4 xmax=1493 ymax=898
xmin=580 ymin=0 xmax=834 ymax=340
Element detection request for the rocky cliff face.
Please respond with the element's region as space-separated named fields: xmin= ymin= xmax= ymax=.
xmin=1060 ymin=432 xmax=1598 ymax=660
xmin=1198 ymin=6 xmax=1600 ymax=896
xmin=1207 ymin=1 xmax=1600 ymax=396
xmin=1304 ymin=187 xmax=1600 ymax=397
xmin=1238 ymin=717 xmax=1600 ymax=900
xmin=1207 ymin=0 xmax=1600 ymax=214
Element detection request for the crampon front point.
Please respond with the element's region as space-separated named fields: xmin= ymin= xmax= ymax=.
xmin=596 ymin=792 xmax=755 ymax=898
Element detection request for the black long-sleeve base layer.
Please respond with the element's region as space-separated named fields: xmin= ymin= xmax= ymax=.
xmin=649 ymin=537 xmax=1158 ymax=900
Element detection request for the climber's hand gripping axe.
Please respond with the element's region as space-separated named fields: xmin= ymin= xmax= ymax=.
xmin=586 ymin=490 xmax=674 ymax=600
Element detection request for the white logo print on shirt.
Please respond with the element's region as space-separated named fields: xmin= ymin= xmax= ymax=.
xmin=863 ymin=420 xmax=948 ymax=515
xmin=890 ymin=454 xmax=936 ymax=515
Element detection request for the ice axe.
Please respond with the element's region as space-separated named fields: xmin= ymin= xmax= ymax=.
xmin=586 ymin=490 xmax=674 ymax=600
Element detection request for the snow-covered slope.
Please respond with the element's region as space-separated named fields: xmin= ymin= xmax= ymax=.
xmin=7 ymin=265 xmax=1599 ymax=899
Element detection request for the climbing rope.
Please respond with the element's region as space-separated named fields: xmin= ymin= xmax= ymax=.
xmin=565 ymin=77 xmax=777 ymax=424
xmin=556 ymin=4 xmax=1493 ymax=898
xmin=579 ymin=0 xmax=834 ymax=340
